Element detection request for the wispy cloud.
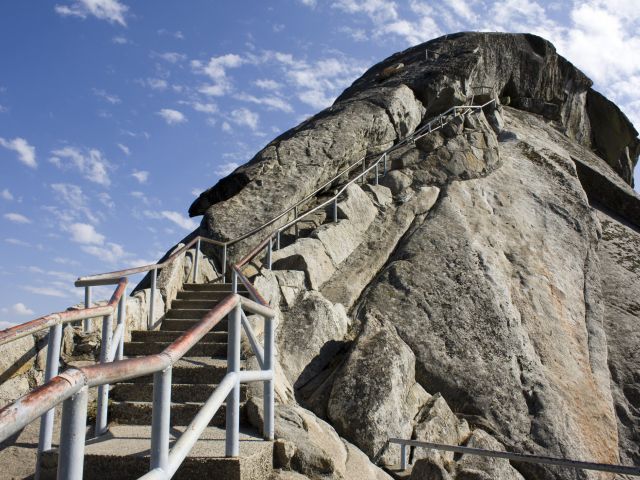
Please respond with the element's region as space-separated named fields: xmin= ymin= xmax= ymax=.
xmin=1 ymin=303 xmax=34 ymax=316
xmin=157 ymin=108 xmax=187 ymax=125
xmin=4 ymin=212 xmax=31 ymax=224
xmin=112 ymin=35 xmax=129 ymax=45
xmin=54 ymin=0 xmax=129 ymax=26
xmin=68 ymin=222 xmax=105 ymax=245
xmin=50 ymin=146 xmax=111 ymax=186
xmin=230 ymin=108 xmax=259 ymax=131
xmin=254 ymin=79 xmax=282 ymax=91
xmin=1 ymin=189 xmax=13 ymax=201
xmin=93 ymin=88 xmax=121 ymax=104
xmin=152 ymin=211 xmax=199 ymax=231
xmin=215 ymin=161 xmax=239 ymax=176
xmin=193 ymin=53 xmax=244 ymax=97
xmin=117 ymin=143 xmax=130 ymax=155
xmin=131 ymin=170 xmax=149 ymax=184
xmin=155 ymin=52 xmax=187 ymax=64
xmin=0 ymin=137 xmax=37 ymax=168
xmin=22 ymin=285 xmax=68 ymax=298
xmin=235 ymin=93 xmax=293 ymax=113
xmin=5 ymin=238 xmax=30 ymax=247
xmin=50 ymin=182 xmax=99 ymax=224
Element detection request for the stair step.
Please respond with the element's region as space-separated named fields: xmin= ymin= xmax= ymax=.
xmin=40 ymin=425 xmax=273 ymax=480
xmin=177 ymin=290 xmax=247 ymax=301
xmin=124 ymin=341 xmax=227 ymax=357
xmin=111 ymin=382 xmax=247 ymax=403
xmin=171 ymin=299 xmax=225 ymax=310
xmin=182 ymin=283 xmax=247 ymax=292
xmin=131 ymin=330 xmax=227 ymax=342
xmin=128 ymin=357 xmax=230 ymax=384
xmin=110 ymin=400 xmax=245 ymax=426
xmin=161 ymin=318 xmax=228 ymax=332
xmin=164 ymin=308 xmax=216 ymax=319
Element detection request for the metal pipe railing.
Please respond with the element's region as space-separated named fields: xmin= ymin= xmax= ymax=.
xmin=389 ymin=438 xmax=640 ymax=477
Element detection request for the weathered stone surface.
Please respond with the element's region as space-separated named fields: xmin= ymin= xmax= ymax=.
xmin=381 ymin=170 xmax=413 ymax=195
xmin=312 ymin=220 xmax=369 ymax=266
xmin=410 ymin=459 xmax=453 ymax=480
xmin=456 ymin=429 xmax=525 ymax=480
xmin=356 ymin=108 xmax=619 ymax=479
xmin=596 ymin=209 xmax=640 ymax=466
xmin=271 ymin=238 xmax=335 ymax=290
xmin=327 ymin=315 xmax=427 ymax=465
xmin=336 ymin=183 xmax=377 ymax=226
xmin=364 ymin=184 xmax=393 ymax=207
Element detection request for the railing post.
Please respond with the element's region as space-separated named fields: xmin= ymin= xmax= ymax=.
xmin=149 ymin=267 xmax=157 ymax=330
xmin=192 ymin=237 xmax=201 ymax=283
xmin=383 ymin=153 xmax=387 ymax=176
xmin=263 ymin=313 xmax=275 ymax=441
xmin=57 ymin=386 xmax=88 ymax=480
xmin=232 ymin=269 xmax=238 ymax=294
xmin=375 ymin=163 xmax=379 ymax=185
xmin=293 ymin=206 xmax=299 ymax=239
xmin=222 ymin=244 xmax=227 ymax=282
xmin=333 ymin=198 xmax=338 ymax=223
xmin=276 ymin=231 xmax=281 ymax=250
xmin=225 ymin=303 xmax=241 ymax=457
xmin=266 ymin=237 xmax=272 ymax=270
xmin=116 ymin=291 xmax=126 ymax=361
xmin=150 ymin=366 xmax=172 ymax=472
xmin=83 ymin=286 xmax=92 ymax=332
xmin=95 ymin=314 xmax=113 ymax=436
xmin=400 ymin=443 xmax=407 ymax=470
xmin=361 ymin=159 xmax=366 ymax=184
xmin=36 ymin=322 xmax=63 ymax=477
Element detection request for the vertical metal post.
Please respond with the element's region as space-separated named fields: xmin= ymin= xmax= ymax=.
xmin=95 ymin=314 xmax=113 ymax=436
xmin=266 ymin=237 xmax=272 ymax=270
xmin=333 ymin=198 xmax=338 ymax=223
xmin=276 ymin=231 xmax=281 ymax=250
xmin=293 ymin=206 xmax=299 ymax=239
xmin=400 ymin=443 xmax=407 ymax=470
xmin=83 ymin=286 xmax=92 ymax=332
xmin=36 ymin=323 xmax=63 ymax=477
xmin=150 ymin=366 xmax=172 ymax=471
xmin=149 ymin=267 xmax=157 ymax=330
xmin=263 ymin=314 xmax=275 ymax=441
xmin=192 ymin=238 xmax=201 ymax=283
xmin=225 ymin=304 xmax=241 ymax=457
xmin=231 ymin=269 xmax=238 ymax=294
xmin=361 ymin=159 xmax=366 ymax=184
xmin=57 ymin=386 xmax=88 ymax=480
xmin=116 ymin=292 xmax=125 ymax=361
xmin=222 ymin=244 xmax=227 ymax=282
xmin=375 ymin=163 xmax=379 ymax=185
xmin=383 ymin=153 xmax=387 ymax=176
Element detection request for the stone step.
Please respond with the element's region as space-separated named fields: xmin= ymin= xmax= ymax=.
xmin=124 ymin=341 xmax=227 ymax=357
xmin=164 ymin=308 xmax=215 ymax=319
xmin=40 ymin=425 xmax=273 ymax=480
xmin=131 ymin=330 xmax=227 ymax=343
xmin=182 ymin=283 xmax=246 ymax=292
xmin=128 ymin=358 xmax=230 ymax=384
xmin=109 ymin=400 xmax=245 ymax=427
xmin=161 ymin=318 xmax=228 ymax=332
xmin=176 ymin=290 xmax=247 ymax=301
xmin=110 ymin=382 xmax=247 ymax=403
xmin=172 ymin=299 xmax=225 ymax=310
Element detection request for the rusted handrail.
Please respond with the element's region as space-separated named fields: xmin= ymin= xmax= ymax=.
xmin=0 ymin=278 xmax=128 ymax=346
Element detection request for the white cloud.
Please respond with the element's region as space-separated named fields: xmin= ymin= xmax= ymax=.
xmin=191 ymin=188 xmax=202 ymax=196
xmin=193 ymin=53 xmax=245 ymax=97
xmin=156 ymin=52 xmax=187 ymax=63
xmin=50 ymin=183 xmax=99 ymax=224
xmin=0 ymin=104 xmax=7 ymax=113
xmin=299 ymin=0 xmax=317 ymax=6
xmin=4 ymin=213 xmax=31 ymax=224
xmin=23 ymin=285 xmax=68 ymax=298
xmin=254 ymin=79 xmax=282 ymax=91
xmin=158 ymin=29 xmax=184 ymax=40
xmin=2 ymin=303 xmax=35 ymax=316
xmin=1 ymin=189 xmax=13 ymax=201
xmin=117 ymin=143 xmax=130 ymax=155
xmin=0 ymin=137 xmax=37 ymax=168
xmin=50 ymin=146 xmax=111 ymax=186
xmin=81 ymin=242 xmax=126 ymax=263
xmin=215 ymin=161 xmax=239 ymax=176
xmin=68 ymin=222 xmax=105 ymax=245
xmin=235 ymin=93 xmax=293 ymax=113
xmin=146 ymin=78 xmax=168 ymax=90
xmin=221 ymin=121 xmax=232 ymax=133
xmin=191 ymin=102 xmax=218 ymax=114
xmin=230 ymin=108 xmax=259 ymax=130
xmin=54 ymin=0 xmax=129 ymax=26
xmin=5 ymin=238 xmax=30 ymax=247
xmin=112 ymin=35 xmax=129 ymax=45
xmin=131 ymin=170 xmax=149 ymax=183
xmin=157 ymin=108 xmax=187 ymax=125
xmin=160 ymin=211 xmax=199 ymax=230
xmin=93 ymin=88 xmax=121 ymax=104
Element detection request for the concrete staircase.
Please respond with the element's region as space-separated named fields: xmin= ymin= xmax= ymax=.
xmin=42 ymin=282 xmax=273 ymax=480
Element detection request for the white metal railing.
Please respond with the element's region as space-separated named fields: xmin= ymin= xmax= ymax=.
xmin=390 ymin=438 xmax=640 ymax=476
xmin=0 ymin=294 xmax=275 ymax=480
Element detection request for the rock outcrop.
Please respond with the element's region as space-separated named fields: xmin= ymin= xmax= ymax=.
xmin=187 ymin=32 xmax=640 ymax=480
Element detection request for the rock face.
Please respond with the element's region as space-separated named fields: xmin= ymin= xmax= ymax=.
xmin=184 ymin=32 xmax=640 ymax=480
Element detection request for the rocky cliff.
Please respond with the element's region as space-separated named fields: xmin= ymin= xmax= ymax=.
xmin=188 ymin=32 xmax=639 ymax=479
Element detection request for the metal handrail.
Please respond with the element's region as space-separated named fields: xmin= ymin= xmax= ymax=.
xmin=0 ymin=293 xmax=276 ymax=479
xmin=389 ymin=438 xmax=640 ymax=476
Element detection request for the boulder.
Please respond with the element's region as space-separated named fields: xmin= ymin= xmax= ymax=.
xmin=336 ymin=183 xmax=377 ymax=226
xmin=456 ymin=429 xmax=525 ymax=480
xmin=364 ymin=184 xmax=393 ymax=207
xmin=410 ymin=459 xmax=453 ymax=480
xmin=271 ymin=238 xmax=335 ymax=290
xmin=381 ymin=170 xmax=413 ymax=195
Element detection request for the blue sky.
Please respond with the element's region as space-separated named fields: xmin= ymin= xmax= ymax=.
xmin=1 ymin=0 xmax=639 ymax=326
